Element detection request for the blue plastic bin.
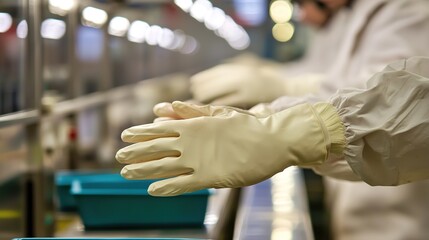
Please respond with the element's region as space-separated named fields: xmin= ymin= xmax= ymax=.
xmin=55 ymin=171 xmax=120 ymax=211
xmin=70 ymin=175 xmax=211 ymax=229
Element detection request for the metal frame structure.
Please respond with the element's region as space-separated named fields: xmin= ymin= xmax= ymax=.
xmin=0 ymin=0 xmax=44 ymax=238
xmin=0 ymin=0 xmax=264 ymax=238
xmin=0 ymin=1 xmax=189 ymax=237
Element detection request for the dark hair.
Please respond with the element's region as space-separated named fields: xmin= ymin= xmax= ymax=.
xmin=291 ymin=0 xmax=328 ymax=10
xmin=291 ymin=0 xmax=354 ymax=10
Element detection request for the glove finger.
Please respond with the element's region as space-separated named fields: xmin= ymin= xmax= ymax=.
xmin=121 ymin=121 xmax=180 ymax=143
xmin=173 ymin=101 xmax=256 ymax=118
xmin=190 ymin=64 xmax=231 ymax=85
xmin=211 ymin=93 xmax=251 ymax=108
xmin=171 ymin=101 xmax=215 ymax=118
xmin=191 ymin=74 xmax=240 ymax=104
xmin=249 ymin=103 xmax=274 ymax=117
xmin=191 ymin=82 xmax=235 ymax=104
xmin=172 ymin=101 xmax=237 ymax=117
xmin=121 ymin=157 xmax=193 ymax=180
xmin=148 ymin=175 xmax=201 ymax=196
xmin=116 ymin=138 xmax=180 ymax=164
xmin=153 ymin=102 xmax=181 ymax=119
xmin=153 ymin=117 xmax=176 ymax=123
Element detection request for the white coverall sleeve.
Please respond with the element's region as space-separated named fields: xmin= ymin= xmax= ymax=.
xmin=267 ymin=0 xmax=429 ymax=112
xmin=324 ymin=57 xmax=429 ymax=186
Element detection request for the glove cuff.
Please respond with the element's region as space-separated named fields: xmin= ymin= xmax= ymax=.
xmin=313 ymin=103 xmax=346 ymax=155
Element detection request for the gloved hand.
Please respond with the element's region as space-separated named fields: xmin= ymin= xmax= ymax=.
xmin=152 ymin=101 xmax=271 ymax=122
xmin=152 ymin=102 xmax=182 ymax=122
xmin=191 ymin=61 xmax=324 ymax=108
xmin=248 ymin=103 xmax=276 ymax=117
xmin=116 ymin=101 xmax=345 ymax=196
xmin=190 ymin=63 xmax=286 ymax=108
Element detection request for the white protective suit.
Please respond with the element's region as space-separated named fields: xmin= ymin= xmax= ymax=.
xmin=263 ymin=0 xmax=429 ymax=239
xmin=314 ymin=57 xmax=429 ymax=185
xmin=322 ymin=57 xmax=429 ymax=240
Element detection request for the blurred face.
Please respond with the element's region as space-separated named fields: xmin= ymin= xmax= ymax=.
xmin=298 ymin=2 xmax=329 ymax=27
xmin=297 ymin=0 xmax=350 ymax=27
xmin=320 ymin=0 xmax=349 ymax=10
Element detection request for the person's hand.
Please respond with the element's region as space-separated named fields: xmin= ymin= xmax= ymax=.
xmin=152 ymin=100 xmax=207 ymax=122
xmin=152 ymin=102 xmax=182 ymax=122
xmin=190 ymin=63 xmax=286 ymax=108
xmin=153 ymin=101 xmax=271 ymax=122
xmin=248 ymin=103 xmax=276 ymax=117
xmin=116 ymin=101 xmax=345 ymax=196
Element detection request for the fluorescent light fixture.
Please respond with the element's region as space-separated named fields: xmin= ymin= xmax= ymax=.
xmin=126 ymin=20 xmax=198 ymax=54
xmin=17 ymin=20 xmax=28 ymax=39
xmin=108 ymin=16 xmax=130 ymax=37
xmin=127 ymin=20 xmax=150 ymax=43
xmin=82 ymin=7 xmax=108 ymax=28
xmin=174 ymin=0 xmax=193 ymax=12
xmin=228 ymin=31 xmax=250 ymax=50
xmin=41 ymin=18 xmax=66 ymax=40
xmin=169 ymin=30 xmax=186 ymax=50
xmin=190 ymin=0 xmax=213 ymax=22
xmin=216 ymin=16 xmax=239 ymax=40
xmin=0 ymin=13 xmax=13 ymax=33
xmin=204 ymin=7 xmax=226 ymax=30
xmin=158 ymin=28 xmax=175 ymax=49
xmin=270 ymin=0 xmax=293 ymax=24
xmin=145 ymin=25 xmax=162 ymax=46
xmin=272 ymin=22 xmax=294 ymax=42
xmin=49 ymin=0 xmax=75 ymax=16
xmin=216 ymin=18 xmax=251 ymax=50
xmin=175 ymin=0 xmax=251 ymax=50
xmin=180 ymin=36 xmax=198 ymax=54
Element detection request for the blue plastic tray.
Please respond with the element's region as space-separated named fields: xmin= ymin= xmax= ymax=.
xmin=70 ymin=174 xmax=211 ymax=229
xmin=55 ymin=171 xmax=120 ymax=211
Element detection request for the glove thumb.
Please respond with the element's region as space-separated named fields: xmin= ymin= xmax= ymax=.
xmin=249 ymin=103 xmax=275 ymax=118
xmin=153 ymin=102 xmax=181 ymax=119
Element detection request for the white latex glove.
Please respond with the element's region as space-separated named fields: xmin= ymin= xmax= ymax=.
xmin=153 ymin=101 xmax=270 ymax=121
xmin=152 ymin=102 xmax=182 ymax=122
xmin=191 ymin=63 xmax=324 ymax=108
xmin=248 ymin=103 xmax=276 ymax=117
xmin=190 ymin=63 xmax=286 ymax=108
xmin=116 ymin=101 xmax=345 ymax=196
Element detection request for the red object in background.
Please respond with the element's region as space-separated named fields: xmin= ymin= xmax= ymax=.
xmin=163 ymin=3 xmax=181 ymax=28
xmin=69 ymin=127 xmax=77 ymax=141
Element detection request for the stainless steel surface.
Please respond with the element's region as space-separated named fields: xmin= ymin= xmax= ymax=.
xmin=44 ymin=85 xmax=138 ymax=117
xmin=0 ymin=0 xmax=44 ymax=238
xmin=74 ymin=1 xmax=112 ymax=96
xmin=26 ymin=0 xmax=55 ymax=236
xmin=0 ymin=125 xmax=28 ymax=240
xmin=234 ymin=167 xmax=314 ymax=240
xmin=47 ymin=92 xmax=109 ymax=116
xmin=0 ymin=111 xmax=40 ymax=128
xmin=0 ymin=126 xmax=28 ymax=185
xmin=41 ymin=0 xmax=73 ymax=101
xmin=27 ymin=0 xmax=42 ymax=111
xmin=44 ymin=72 xmax=190 ymax=118
xmin=68 ymin=0 xmax=79 ymax=99
xmin=0 ymin=0 xmax=30 ymax=115
xmin=27 ymin=124 xmax=55 ymax=237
